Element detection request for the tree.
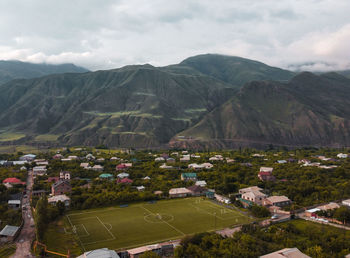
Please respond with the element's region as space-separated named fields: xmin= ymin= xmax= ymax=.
xmin=250 ymin=205 xmax=270 ymax=218
xmin=56 ymin=201 xmax=66 ymax=215
xmin=35 ymin=197 xmax=48 ymax=241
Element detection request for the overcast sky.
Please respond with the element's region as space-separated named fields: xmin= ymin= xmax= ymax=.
xmin=0 ymin=0 xmax=349 ymax=71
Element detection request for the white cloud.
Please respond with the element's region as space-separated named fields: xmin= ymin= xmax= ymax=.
xmin=0 ymin=0 xmax=349 ymax=71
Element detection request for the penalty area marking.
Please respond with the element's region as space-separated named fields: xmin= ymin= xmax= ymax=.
xmin=96 ymin=216 xmax=116 ymax=240
xmin=104 ymin=223 xmax=113 ymax=230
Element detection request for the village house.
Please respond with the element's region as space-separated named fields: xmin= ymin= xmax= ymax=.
xmin=2 ymin=178 xmax=25 ymax=186
xmin=240 ymin=186 xmax=267 ymax=206
xmin=188 ymin=162 xmax=213 ymax=170
xmin=48 ymin=194 xmax=71 ymax=206
xmin=169 ymin=187 xmax=192 ymax=198
xmin=116 ymin=178 xmax=133 ymax=184
xmin=136 ymin=186 xmax=145 ymax=191
xmin=51 ymin=180 xmax=71 ymax=196
xmin=258 ymin=167 xmax=275 ymax=181
xmin=32 ymin=190 xmax=46 ymax=197
xmin=8 ymin=200 xmax=21 ymax=209
xmin=53 ymin=154 xmax=63 ymax=160
xmin=86 ymin=154 xmax=95 ymax=160
xmin=180 ymin=155 xmax=190 ymax=162
xmin=155 ymin=157 xmax=165 ymax=162
xmin=226 ymin=158 xmax=235 ymax=163
xmin=317 ymin=202 xmax=340 ymax=211
xmin=187 ymin=185 xmax=207 ymax=196
xmin=337 ymin=153 xmax=348 ymax=159
xmin=166 ymin=157 xmax=176 ymax=163
xmin=0 ymin=225 xmax=20 ymax=242
xmin=116 ymin=163 xmax=132 ymax=171
xmin=96 ymin=158 xmax=105 ymax=163
xmin=126 ymin=243 xmax=174 ymax=258
xmin=77 ymin=248 xmax=119 ymax=258
xmin=160 ymin=163 xmax=174 ymax=169
xmin=181 ymin=173 xmax=197 ymax=181
xmin=342 ymin=199 xmax=350 ymax=207
xmin=35 ymin=159 xmax=49 ymax=166
xmin=33 ymin=166 xmax=47 ymax=176
xmin=99 ymin=173 xmax=114 ymax=180
xmin=277 ymin=160 xmax=287 ymax=164
xmin=260 ymin=248 xmax=310 ymax=258
xmin=68 ymin=155 xmax=79 ymax=160
xmin=117 ymin=172 xmax=129 ymax=179
xmin=19 ymin=154 xmax=36 ymax=162
xmin=215 ymin=194 xmax=231 ymax=204
xmin=263 ymin=196 xmax=291 ymax=207
xmin=195 ymin=180 xmax=207 ymax=187
xmin=91 ymin=165 xmax=104 ymax=171
xmin=80 ymin=163 xmax=90 ymax=169
xmin=60 ymin=171 xmax=71 ymax=180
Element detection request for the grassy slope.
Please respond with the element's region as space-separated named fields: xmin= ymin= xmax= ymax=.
xmin=178 ymin=72 xmax=350 ymax=147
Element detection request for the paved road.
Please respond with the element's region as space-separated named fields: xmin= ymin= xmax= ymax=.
xmin=11 ymin=170 xmax=36 ymax=258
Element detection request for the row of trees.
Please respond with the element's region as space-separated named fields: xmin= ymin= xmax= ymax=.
xmin=34 ymin=197 xmax=65 ymax=241
xmin=174 ymin=220 xmax=350 ymax=257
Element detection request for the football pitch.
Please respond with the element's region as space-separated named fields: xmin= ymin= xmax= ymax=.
xmin=66 ymin=197 xmax=252 ymax=251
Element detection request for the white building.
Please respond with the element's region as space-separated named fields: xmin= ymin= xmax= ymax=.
xmin=342 ymin=199 xmax=350 ymax=207
xmin=33 ymin=166 xmax=47 ymax=176
xmin=195 ymin=180 xmax=207 ymax=187
xmin=337 ymin=153 xmax=348 ymax=159
xmin=48 ymin=194 xmax=71 ymax=206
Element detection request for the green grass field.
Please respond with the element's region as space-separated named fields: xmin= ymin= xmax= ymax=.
xmin=65 ymin=198 xmax=251 ymax=251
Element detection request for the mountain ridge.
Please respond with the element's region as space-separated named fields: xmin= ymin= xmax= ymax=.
xmin=1 ymin=54 xmax=349 ymax=149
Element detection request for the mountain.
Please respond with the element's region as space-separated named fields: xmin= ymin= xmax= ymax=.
xmin=0 ymin=60 xmax=89 ymax=85
xmin=0 ymin=64 xmax=236 ymax=147
xmin=3 ymin=54 xmax=349 ymax=149
xmin=337 ymin=70 xmax=350 ymax=79
xmin=171 ymin=72 xmax=350 ymax=149
xmin=178 ymin=54 xmax=295 ymax=86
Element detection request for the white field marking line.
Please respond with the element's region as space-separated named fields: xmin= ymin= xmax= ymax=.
xmin=66 ymin=215 xmax=86 ymax=252
xmin=141 ymin=205 xmax=185 ymax=236
xmin=67 ymin=206 xmax=133 ymax=216
xmin=104 ymin=223 xmax=113 ymax=230
xmin=80 ymin=224 xmax=90 ymax=236
xmin=207 ymin=203 xmax=247 ymax=218
xmin=188 ymin=203 xmax=225 ymax=220
xmin=189 ymin=203 xmax=241 ymax=221
xmin=96 ymin=216 xmax=116 ymax=240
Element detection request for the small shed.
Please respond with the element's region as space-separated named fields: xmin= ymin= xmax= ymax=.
xmin=0 ymin=225 xmax=20 ymax=242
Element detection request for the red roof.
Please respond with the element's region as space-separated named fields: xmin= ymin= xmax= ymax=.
xmin=116 ymin=178 xmax=133 ymax=184
xmin=116 ymin=164 xmax=128 ymax=169
xmin=3 ymin=177 xmax=25 ymax=184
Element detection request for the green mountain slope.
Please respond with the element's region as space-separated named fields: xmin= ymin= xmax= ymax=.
xmin=0 ymin=60 xmax=89 ymax=85
xmin=0 ymin=64 xmax=236 ymax=147
xmin=172 ymin=72 xmax=350 ymax=148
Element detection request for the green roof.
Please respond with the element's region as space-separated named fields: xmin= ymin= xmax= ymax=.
xmin=99 ymin=173 xmax=114 ymax=178
xmin=181 ymin=173 xmax=197 ymax=178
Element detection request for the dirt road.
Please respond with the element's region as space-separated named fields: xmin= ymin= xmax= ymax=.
xmin=11 ymin=170 xmax=36 ymax=258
